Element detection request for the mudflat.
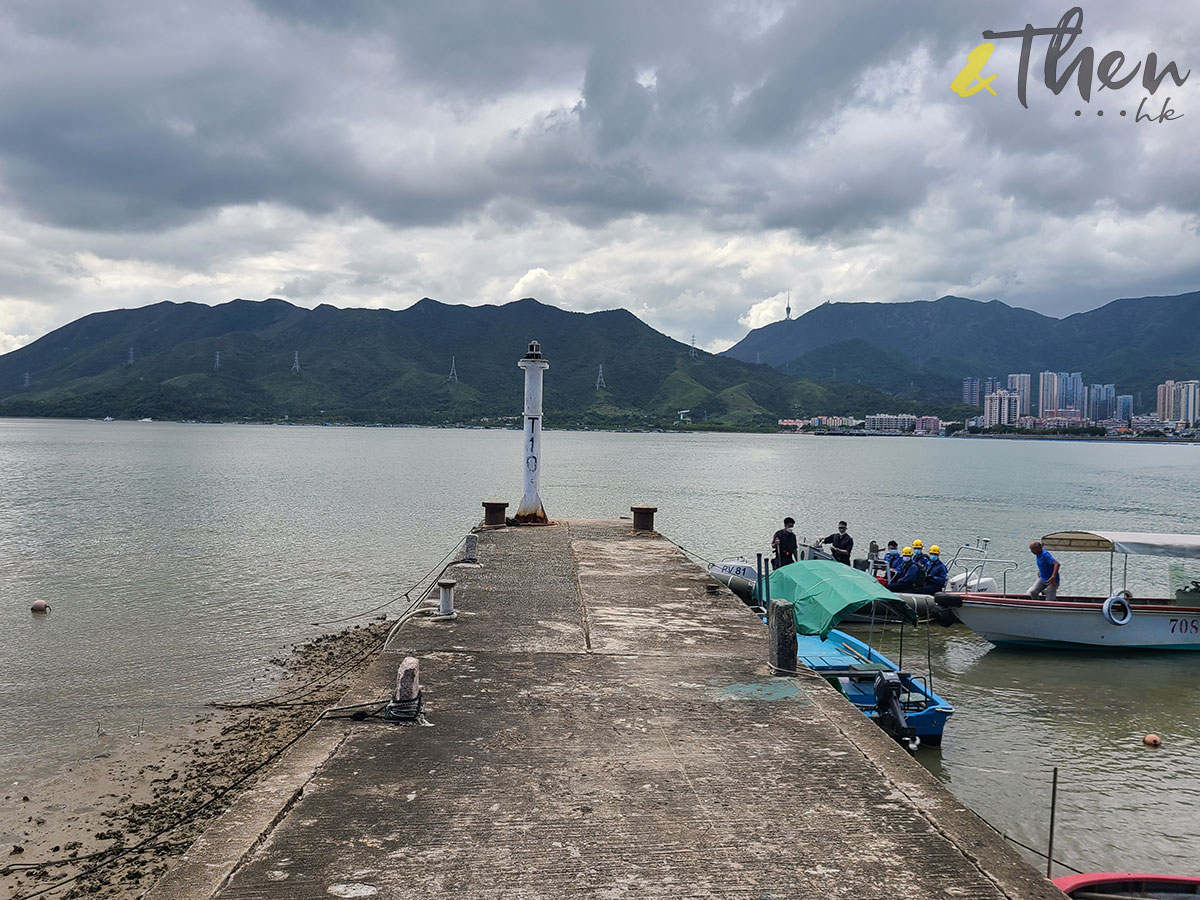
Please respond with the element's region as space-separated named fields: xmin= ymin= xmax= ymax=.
xmin=1 ymin=618 xmax=393 ymax=900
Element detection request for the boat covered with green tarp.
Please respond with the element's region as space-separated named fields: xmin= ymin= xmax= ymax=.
xmin=768 ymin=559 xmax=919 ymax=638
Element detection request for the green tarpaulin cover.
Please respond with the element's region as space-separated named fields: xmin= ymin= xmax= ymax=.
xmin=768 ymin=559 xmax=919 ymax=638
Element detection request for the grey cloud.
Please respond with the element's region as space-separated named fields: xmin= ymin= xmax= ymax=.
xmin=0 ymin=0 xmax=1196 ymax=351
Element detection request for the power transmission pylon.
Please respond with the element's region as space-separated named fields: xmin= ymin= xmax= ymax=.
xmin=690 ymin=336 xmax=698 ymax=359
xmin=128 ymin=347 xmax=134 ymax=366
xmin=214 ymin=350 xmax=221 ymax=372
xmin=448 ymin=356 xmax=458 ymax=382
xmin=292 ymin=351 xmax=300 ymax=374
xmin=595 ymin=364 xmax=607 ymax=390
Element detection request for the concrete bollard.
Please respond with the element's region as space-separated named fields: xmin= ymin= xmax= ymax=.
xmin=631 ymin=505 xmax=658 ymax=531
xmin=395 ymin=657 xmax=420 ymax=702
xmin=482 ymin=500 xmax=509 ymax=527
xmin=768 ymin=599 xmax=797 ymax=675
xmin=437 ymin=578 xmax=457 ymax=616
xmin=463 ymin=534 xmax=478 ymax=563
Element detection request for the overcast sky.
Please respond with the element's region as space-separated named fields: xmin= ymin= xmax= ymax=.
xmin=0 ymin=1 xmax=1196 ymax=353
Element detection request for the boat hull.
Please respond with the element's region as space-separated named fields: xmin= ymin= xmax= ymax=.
xmin=796 ymin=628 xmax=954 ymax=745
xmin=939 ymin=593 xmax=1200 ymax=650
xmin=1053 ymin=872 xmax=1200 ymax=898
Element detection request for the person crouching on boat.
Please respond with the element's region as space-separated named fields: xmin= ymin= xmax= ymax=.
xmin=772 ymin=517 xmax=798 ymax=570
xmin=911 ymin=539 xmax=930 ymax=574
xmin=1028 ymin=541 xmax=1060 ymax=600
xmin=883 ymin=540 xmax=902 ymax=578
xmin=924 ymin=546 xmax=948 ymax=594
xmin=888 ymin=546 xmax=925 ymax=592
xmin=820 ymin=521 xmax=853 ymax=565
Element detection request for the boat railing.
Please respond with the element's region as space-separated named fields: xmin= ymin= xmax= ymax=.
xmin=946 ymin=544 xmax=1020 ymax=594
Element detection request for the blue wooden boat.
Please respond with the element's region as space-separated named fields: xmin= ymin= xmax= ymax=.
xmin=796 ymin=627 xmax=954 ymax=749
xmin=769 ymin=559 xmax=955 ymax=750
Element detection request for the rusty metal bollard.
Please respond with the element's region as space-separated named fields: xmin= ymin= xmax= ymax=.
xmin=631 ymin=505 xmax=658 ymax=531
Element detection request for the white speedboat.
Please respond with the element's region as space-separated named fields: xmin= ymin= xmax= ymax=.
xmin=936 ymin=531 xmax=1200 ymax=650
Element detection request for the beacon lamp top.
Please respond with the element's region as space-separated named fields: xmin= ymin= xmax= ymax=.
xmin=523 ymin=341 xmax=543 ymax=360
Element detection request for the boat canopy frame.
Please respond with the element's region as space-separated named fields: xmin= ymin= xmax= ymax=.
xmin=1041 ymin=531 xmax=1200 ymax=558
xmin=1040 ymin=531 xmax=1200 ymax=597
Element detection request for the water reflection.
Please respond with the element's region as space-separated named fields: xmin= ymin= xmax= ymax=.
xmin=849 ymin=621 xmax=1200 ymax=874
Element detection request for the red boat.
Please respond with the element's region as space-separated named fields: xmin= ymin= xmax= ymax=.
xmin=1053 ymin=872 xmax=1200 ymax=898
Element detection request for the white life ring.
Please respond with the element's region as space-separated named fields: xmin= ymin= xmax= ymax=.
xmin=1102 ymin=594 xmax=1133 ymax=626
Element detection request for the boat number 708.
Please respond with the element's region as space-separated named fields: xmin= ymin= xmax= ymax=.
xmin=1169 ymin=618 xmax=1200 ymax=634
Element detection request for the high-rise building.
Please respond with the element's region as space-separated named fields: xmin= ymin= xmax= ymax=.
xmin=1087 ymin=383 xmax=1116 ymax=421
xmin=1176 ymin=380 xmax=1200 ymax=426
xmin=1038 ymin=371 xmax=1059 ymax=417
xmin=1116 ymin=394 xmax=1134 ymax=423
xmin=1059 ymin=372 xmax=1084 ymax=413
xmin=962 ymin=377 xmax=981 ymax=406
xmin=1007 ymin=374 xmax=1031 ymax=415
xmin=984 ymin=376 xmax=1001 ymax=397
xmin=984 ymin=390 xmax=1021 ymax=427
xmin=1157 ymin=380 xmax=1177 ymax=421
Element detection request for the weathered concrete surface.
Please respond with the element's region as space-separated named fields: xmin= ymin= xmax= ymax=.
xmin=167 ymin=520 xmax=1066 ymax=899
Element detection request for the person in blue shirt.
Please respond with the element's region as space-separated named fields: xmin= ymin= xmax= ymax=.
xmin=1028 ymin=541 xmax=1061 ymax=600
xmin=888 ymin=546 xmax=925 ymax=592
xmin=911 ymin=539 xmax=930 ymax=573
xmin=924 ymin=545 xmax=948 ymax=593
xmin=882 ymin=540 xmax=902 ymax=578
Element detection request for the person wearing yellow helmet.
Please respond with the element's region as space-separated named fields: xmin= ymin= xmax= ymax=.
xmin=910 ymin=538 xmax=931 ymax=579
xmin=888 ymin=545 xmax=924 ymax=591
xmin=925 ymin=544 xmax=948 ymax=593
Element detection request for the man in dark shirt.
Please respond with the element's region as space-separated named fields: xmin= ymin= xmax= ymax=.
xmin=821 ymin=520 xmax=853 ymax=565
xmin=772 ymin=517 xmax=798 ymax=569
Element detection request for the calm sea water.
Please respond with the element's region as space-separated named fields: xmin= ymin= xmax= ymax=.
xmin=2 ymin=420 xmax=1198 ymax=875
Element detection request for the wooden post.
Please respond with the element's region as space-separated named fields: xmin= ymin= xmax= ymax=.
xmin=768 ymin=599 xmax=797 ymax=675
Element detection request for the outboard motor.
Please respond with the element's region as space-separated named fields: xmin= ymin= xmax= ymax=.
xmin=873 ymin=671 xmax=919 ymax=751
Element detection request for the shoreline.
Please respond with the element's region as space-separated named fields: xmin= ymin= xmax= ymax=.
xmin=2 ymin=415 xmax=1195 ymax=443
xmin=0 ymin=618 xmax=393 ymax=900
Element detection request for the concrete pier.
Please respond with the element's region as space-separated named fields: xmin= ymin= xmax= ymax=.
xmin=150 ymin=520 xmax=1065 ymax=900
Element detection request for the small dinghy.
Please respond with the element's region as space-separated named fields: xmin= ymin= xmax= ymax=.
xmin=769 ymin=559 xmax=954 ymax=749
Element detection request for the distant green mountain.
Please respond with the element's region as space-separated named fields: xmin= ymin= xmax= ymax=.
xmin=0 ymin=297 xmax=935 ymax=426
xmin=724 ymin=292 xmax=1200 ymax=407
